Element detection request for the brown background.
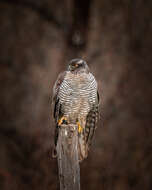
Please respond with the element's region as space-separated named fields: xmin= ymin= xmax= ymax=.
xmin=0 ymin=0 xmax=152 ymax=189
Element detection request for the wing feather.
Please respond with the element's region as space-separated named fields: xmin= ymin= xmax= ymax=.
xmin=52 ymin=71 xmax=66 ymax=122
xmin=52 ymin=71 xmax=66 ymax=147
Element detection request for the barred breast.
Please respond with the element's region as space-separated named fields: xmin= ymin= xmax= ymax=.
xmin=58 ymin=71 xmax=97 ymax=121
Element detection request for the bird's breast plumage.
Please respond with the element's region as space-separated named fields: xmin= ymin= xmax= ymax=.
xmin=58 ymin=71 xmax=97 ymax=120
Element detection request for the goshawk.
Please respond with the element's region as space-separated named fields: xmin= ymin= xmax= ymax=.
xmin=52 ymin=58 xmax=99 ymax=161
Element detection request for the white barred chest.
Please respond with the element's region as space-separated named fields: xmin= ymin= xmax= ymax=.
xmin=58 ymin=72 xmax=97 ymax=117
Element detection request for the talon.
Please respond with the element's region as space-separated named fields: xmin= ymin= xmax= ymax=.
xmin=58 ymin=116 xmax=68 ymax=126
xmin=77 ymin=122 xmax=83 ymax=133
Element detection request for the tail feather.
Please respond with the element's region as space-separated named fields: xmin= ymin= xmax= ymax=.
xmin=85 ymin=105 xmax=99 ymax=146
xmin=78 ymin=132 xmax=88 ymax=162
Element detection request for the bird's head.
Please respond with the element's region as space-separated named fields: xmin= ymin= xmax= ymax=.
xmin=68 ymin=58 xmax=89 ymax=73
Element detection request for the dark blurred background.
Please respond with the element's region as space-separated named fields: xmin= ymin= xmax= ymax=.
xmin=0 ymin=0 xmax=152 ymax=189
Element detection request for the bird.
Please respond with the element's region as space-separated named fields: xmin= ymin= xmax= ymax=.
xmin=52 ymin=58 xmax=99 ymax=161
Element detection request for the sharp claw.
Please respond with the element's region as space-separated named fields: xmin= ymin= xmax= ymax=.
xmin=77 ymin=122 xmax=83 ymax=133
xmin=58 ymin=116 xmax=68 ymax=126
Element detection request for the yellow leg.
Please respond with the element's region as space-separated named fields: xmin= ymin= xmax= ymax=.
xmin=58 ymin=116 xmax=68 ymax=126
xmin=77 ymin=122 xmax=83 ymax=133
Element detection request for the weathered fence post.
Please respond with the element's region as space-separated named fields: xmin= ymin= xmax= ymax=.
xmin=56 ymin=124 xmax=80 ymax=190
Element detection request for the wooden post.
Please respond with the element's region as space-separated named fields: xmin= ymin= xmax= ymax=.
xmin=57 ymin=124 xmax=80 ymax=190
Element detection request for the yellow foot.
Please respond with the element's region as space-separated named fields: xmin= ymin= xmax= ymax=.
xmin=77 ymin=122 xmax=83 ymax=133
xmin=58 ymin=116 xmax=68 ymax=126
